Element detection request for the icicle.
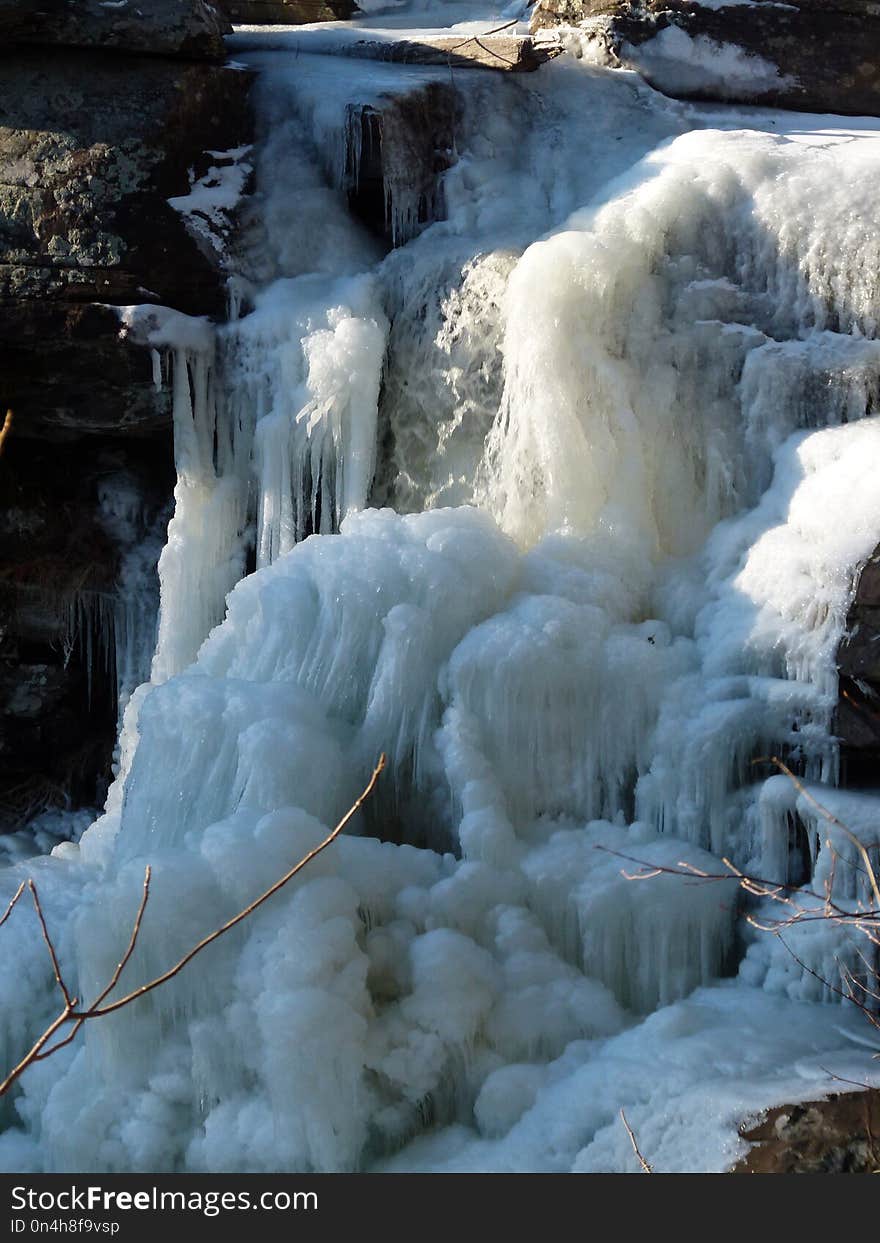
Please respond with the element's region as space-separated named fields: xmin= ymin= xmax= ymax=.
xmin=230 ymin=274 xmax=387 ymax=568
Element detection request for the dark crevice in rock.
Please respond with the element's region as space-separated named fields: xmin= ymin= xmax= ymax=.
xmin=343 ymin=84 xmax=461 ymax=247
xmin=0 ymin=434 xmax=174 ymax=825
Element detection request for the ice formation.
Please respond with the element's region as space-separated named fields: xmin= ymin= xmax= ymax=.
xmin=2 ymin=10 xmax=880 ymax=1175
xmin=620 ymin=27 xmax=796 ymax=100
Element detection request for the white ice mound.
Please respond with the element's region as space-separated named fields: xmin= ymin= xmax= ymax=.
xmin=2 ymin=503 xmax=750 ymax=1173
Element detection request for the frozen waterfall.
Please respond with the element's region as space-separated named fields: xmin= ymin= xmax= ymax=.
xmin=1 ymin=16 xmax=880 ymax=1176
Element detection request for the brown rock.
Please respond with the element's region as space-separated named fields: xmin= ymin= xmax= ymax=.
xmin=0 ymin=0 xmax=231 ymax=61
xmin=0 ymin=50 xmax=254 ymax=439
xmin=219 ymin=0 xmax=357 ymax=22
xmin=735 ymin=1089 xmax=880 ymax=1173
xmin=0 ymin=44 xmax=253 ymax=819
xmin=531 ymin=0 xmax=880 ymax=115
xmin=836 ymin=548 xmax=880 ymax=781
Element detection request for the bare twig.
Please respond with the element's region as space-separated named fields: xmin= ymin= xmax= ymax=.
xmin=35 ymin=865 xmax=152 ymax=1062
xmin=600 ymin=838 xmax=880 ymax=1032
xmin=447 ymin=18 xmax=517 ymax=51
xmin=0 ymin=757 xmax=386 ymax=1096
xmin=0 ymin=409 xmax=12 ymax=457
xmin=620 ymin=1108 xmax=653 ymax=1173
xmin=0 ymin=881 xmax=26 ymax=929
xmin=841 ymin=684 xmax=880 ymax=724
xmin=0 ymin=1006 xmax=76 ymax=1097
xmin=28 ymin=880 xmax=72 ymax=1010
xmin=776 ymin=933 xmax=880 ymax=1033
xmin=446 ymin=20 xmax=522 ymax=67
xmin=79 ymin=755 xmax=385 ymax=1019
xmin=598 ymin=751 xmax=880 ymax=1054
xmin=595 ymin=845 xmax=877 ymax=929
xmin=818 ymin=1065 xmax=873 ymax=1091
xmin=760 ymin=756 xmax=880 ymax=913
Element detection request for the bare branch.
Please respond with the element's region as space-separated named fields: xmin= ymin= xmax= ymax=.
xmin=760 ymin=756 xmax=880 ymax=912
xmin=599 ymin=765 xmax=880 ymax=1059
xmin=447 ymin=19 xmax=517 ymax=51
xmin=776 ymin=934 xmax=880 ymax=1032
xmin=594 ymin=845 xmax=877 ymax=929
xmin=92 ymin=865 xmax=152 ymax=1008
xmin=28 ymin=880 xmax=72 ymax=1010
xmin=79 ymin=755 xmax=386 ymax=1019
xmin=818 ymin=1065 xmax=873 ymax=1091
xmin=0 ymin=1005 xmax=76 ymax=1097
xmin=35 ymin=865 xmax=152 ymax=1062
xmin=0 ymin=756 xmax=386 ymax=1096
xmin=620 ymin=1108 xmax=653 ymax=1173
xmin=0 ymin=881 xmax=26 ymax=929
xmin=0 ymin=409 xmax=12 ymax=457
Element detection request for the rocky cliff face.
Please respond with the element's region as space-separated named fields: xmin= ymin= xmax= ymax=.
xmin=0 ymin=11 xmax=252 ymax=828
xmin=218 ymin=0 xmax=357 ymax=22
xmin=836 ymin=548 xmax=880 ymax=784
xmin=0 ymin=0 xmax=230 ymax=59
xmin=531 ymin=0 xmax=880 ymax=115
xmin=1 ymin=52 xmax=251 ymax=437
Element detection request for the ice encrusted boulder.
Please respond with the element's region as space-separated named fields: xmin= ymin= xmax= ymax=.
xmin=0 ymin=0 xmax=230 ymax=60
xmin=530 ymin=0 xmax=880 ymax=115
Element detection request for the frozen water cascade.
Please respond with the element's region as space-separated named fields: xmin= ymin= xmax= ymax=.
xmin=2 ymin=14 xmax=880 ymax=1174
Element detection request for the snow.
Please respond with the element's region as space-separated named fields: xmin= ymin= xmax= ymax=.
xmin=0 ymin=810 xmax=95 ymax=867
xmin=2 ymin=18 xmax=880 ymax=1175
xmin=381 ymin=985 xmax=877 ymax=1172
xmin=168 ymin=147 xmax=253 ymax=264
xmin=227 ymin=3 xmax=532 ymax=48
